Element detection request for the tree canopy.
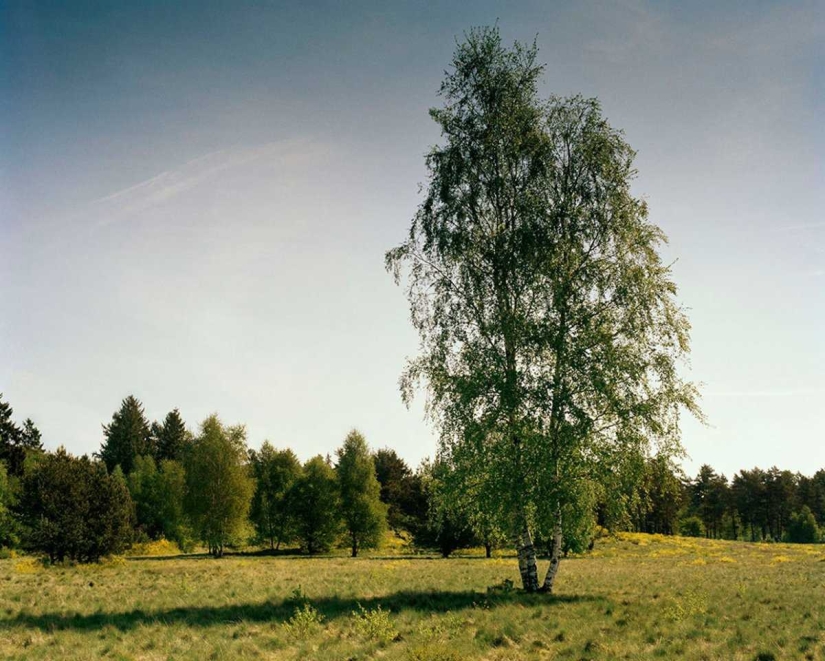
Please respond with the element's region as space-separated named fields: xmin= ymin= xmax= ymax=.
xmin=386 ymin=26 xmax=699 ymax=592
xmin=336 ymin=430 xmax=387 ymax=557
xmin=183 ymin=415 xmax=253 ymax=556
xmin=248 ymin=442 xmax=301 ymax=550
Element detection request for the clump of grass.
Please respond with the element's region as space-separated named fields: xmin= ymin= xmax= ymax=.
xmin=665 ymin=590 xmax=708 ymax=621
xmin=407 ymin=644 xmax=463 ymax=661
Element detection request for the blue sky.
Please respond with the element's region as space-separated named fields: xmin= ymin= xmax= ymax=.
xmin=1 ymin=0 xmax=823 ymax=477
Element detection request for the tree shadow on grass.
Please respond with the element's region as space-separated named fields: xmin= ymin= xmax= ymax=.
xmin=0 ymin=590 xmax=602 ymax=633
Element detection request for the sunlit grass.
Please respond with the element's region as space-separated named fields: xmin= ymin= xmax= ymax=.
xmin=0 ymin=534 xmax=823 ymax=659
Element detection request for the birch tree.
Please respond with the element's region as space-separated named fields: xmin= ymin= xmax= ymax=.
xmin=184 ymin=415 xmax=253 ymax=557
xmin=386 ymin=26 xmax=700 ymax=592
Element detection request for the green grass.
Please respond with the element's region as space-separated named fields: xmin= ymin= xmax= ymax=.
xmin=1 ymin=533 xmax=824 ymax=659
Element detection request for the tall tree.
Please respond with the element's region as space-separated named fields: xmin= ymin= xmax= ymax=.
xmin=98 ymin=396 xmax=153 ymax=474
xmin=0 ymin=395 xmax=42 ymax=476
xmin=183 ymin=415 xmax=253 ymax=557
xmin=248 ymin=443 xmax=301 ymax=550
xmin=691 ymin=465 xmax=729 ymax=539
xmin=153 ymin=408 xmax=189 ymax=462
xmin=291 ymin=455 xmax=341 ymax=555
xmin=386 ymin=27 xmax=699 ymax=592
xmin=336 ymin=430 xmax=387 ymax=557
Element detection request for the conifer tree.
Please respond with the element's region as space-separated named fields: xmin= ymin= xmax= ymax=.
xmin=153 ymin=408 xmax=188 ymax=462
xmin=0 ymin=395 xmax=43 ymax=476
xmin=98 ymin=396 xmax=152 ymax=474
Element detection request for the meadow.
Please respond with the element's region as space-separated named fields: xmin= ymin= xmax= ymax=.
xmin=0 ymin=533 xmax=823 ymax=660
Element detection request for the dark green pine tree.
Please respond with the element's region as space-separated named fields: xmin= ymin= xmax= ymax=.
xmin=98 ymin=396 xmax=153 ymax=474
xmin=20 ymin=419 xmax=43 ymax=452
xmin=0 ymin=394 xmax=22 ymax=474
xmin=153 ymin=408 xmax=188 ymax=462
xmin=0 ymin=395 xmax=41 ymax=476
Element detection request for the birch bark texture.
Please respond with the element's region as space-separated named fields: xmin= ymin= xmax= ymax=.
xmin=386 ymin=26 xmax=700 ymax=592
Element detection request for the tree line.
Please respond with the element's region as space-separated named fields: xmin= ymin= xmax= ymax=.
xmin=0 ymin=392 xmax=821 ymax=564
xmin=630 ymin=456 xmax=824 ymax=544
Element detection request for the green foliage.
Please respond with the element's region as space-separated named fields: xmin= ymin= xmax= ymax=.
xmin=785 ymin=506 xmax=820 ymax=544
xmin=0 ymin=462 xmax=19 ymax=548
xmin=0 ymin=395 xmax=43 ymax=477
xmin=679 ymin=516 xmax=705 ymax=538
xmin=283 ymin=602 xmax=324 ymax=639
xmin=632 ymin=454 xmax=685 ymax=535
xmin=98 ymin=396 xmax=153 ymax=474
xmin=248 ymin=442 xmax=301 ymax=550
xmin=386 ymin=26 xmax=699 ymax=589
xmin=351 ymin=604 xmax=397 ymax=644
xmin=19 ymin=448 xmax=134 ymax=562
xmin=373 ymin=448 xmax=427 ymax=534
xmin=336 ymin=430 xmax=387 ymax=556
xmin=183 ymin=415 xmax=253 ymax=556
xmin=152 ymin=408 xmax=189 ymax=462
xmin=291 ymin=455 xmax=341 ymax=555
xmin=127 ymin=456 xmax=191 ymax=550
xmin=0 ymin=533 xmax=822 ymax=658
xmin=414 ymin=460 xmax=477 ymax=557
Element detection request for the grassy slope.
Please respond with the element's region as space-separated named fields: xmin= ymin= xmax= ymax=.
xmin=0 ymin=533 xmax=823 ymax=660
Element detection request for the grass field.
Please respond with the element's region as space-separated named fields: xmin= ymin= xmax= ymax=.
xmin=1 ymin=533 xmax=823 ymax=660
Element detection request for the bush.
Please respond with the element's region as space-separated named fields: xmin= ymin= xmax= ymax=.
xmin=785 ymin=506 xmax=820 ymax=544
xmin=351 ymin=604 xmax=397 ymax=644
xmin=19 ymin=449 xmax=134 ymax=562
xmin=679 ymin=516 xmax=705 ymax=538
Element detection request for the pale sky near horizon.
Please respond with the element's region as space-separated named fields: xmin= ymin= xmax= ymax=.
xmin=1 ymin=1 xmax=823 ymax=478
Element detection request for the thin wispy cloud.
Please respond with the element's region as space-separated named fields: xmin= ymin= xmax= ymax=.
xmin=92 ymin=139 xmax=323 ymax=226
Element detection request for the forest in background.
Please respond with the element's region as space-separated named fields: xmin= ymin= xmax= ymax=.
xmin=1 ymin=392 xmax=822 ymax=564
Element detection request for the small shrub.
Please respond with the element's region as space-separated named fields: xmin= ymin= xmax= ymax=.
xmin=352 ymin=604 xmax=397 ymax=644
xmin=283 ymin=603 xmax=323 ymax=639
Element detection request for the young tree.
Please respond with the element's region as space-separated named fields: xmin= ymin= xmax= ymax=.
xmin=336 ymin=430 xmax=387 ymax=557
xmin=153 ymin=408 xmax=189 ymax=462
xmin=248 ymin=443 xmax=301 ymax=550
xmin=128 ymin=455 xmax=190 ymax=549
xmin=98 ymin=396 xmax=153 ymax=474
xmin=184 ymin=415 xmax=253 ymax=557
xmin=386 ymin=27 xmax=699 ymax=592
xmin=291 ymin=455 xmax=340 ymax=555
xmin=19 ymin=448 xmax=134 ymax=562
